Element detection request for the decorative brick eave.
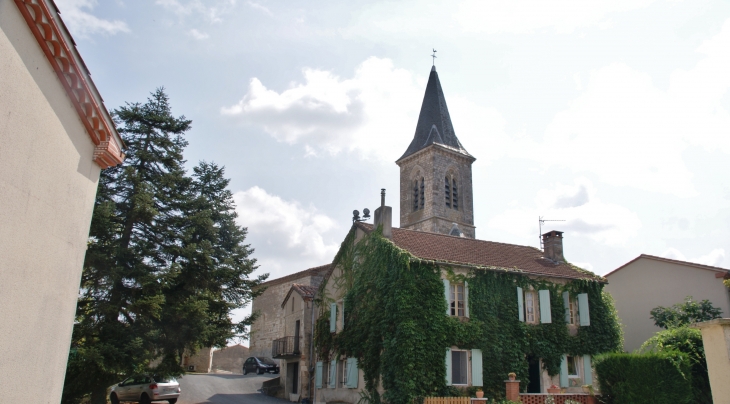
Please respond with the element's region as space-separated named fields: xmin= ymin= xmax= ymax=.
xmin=14 ymin=0 xmax=125 ymax=169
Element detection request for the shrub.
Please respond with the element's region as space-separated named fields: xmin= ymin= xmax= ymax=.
xmin=650 ymin=296 xmax=722 ymax=329
xmin=594 ymin=352 xmax=693 ymax=404
xmin=640 ymin=326 xmax=711 ymax=404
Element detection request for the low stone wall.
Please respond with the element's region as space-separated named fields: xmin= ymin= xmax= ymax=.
xmin=520 ymin=394 xmax=598 ymax=404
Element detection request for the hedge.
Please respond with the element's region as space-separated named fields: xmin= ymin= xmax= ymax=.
xmin=594 ymin=352 xmax=693 ymax=404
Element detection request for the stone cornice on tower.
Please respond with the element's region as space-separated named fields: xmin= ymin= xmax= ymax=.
xmin=13 ymin=0 xmax=125 ymax=169
xmin=397 ymin=66 xmax=472 ymax=162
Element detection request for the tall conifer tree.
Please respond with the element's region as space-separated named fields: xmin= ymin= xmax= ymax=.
xmin=63 ymin=89 xmax=265 ymax=404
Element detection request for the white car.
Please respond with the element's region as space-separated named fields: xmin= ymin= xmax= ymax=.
xmin=110 ymin=374 xmax=180 ymax=404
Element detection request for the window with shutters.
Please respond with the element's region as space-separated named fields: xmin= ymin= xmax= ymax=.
xmin=452 ymin=179 xmax=458 ymax=209
xmin=445 ymin=177 xmax=451 ymax=208
xmin=525 ymin=290 xmax=538 ymax=323
xmin=322 ymin=361 xmax=329 ymax=387
xmin=450 ymin=283 xmax=465 ymax=317
xmin=445 ymin=174 xmax=459 ymax=210
xmin=340 ymin=358 xmax=348 ymax=388
xmin=569 ymin=296 xmax=578 ymax=325
xmin=567 ymin=356 xmax=578 ymax=376
xmin=451 ymin=350 xmax=468 ymax=385
xmin=420 ymin=178 xmax=425 ymax=209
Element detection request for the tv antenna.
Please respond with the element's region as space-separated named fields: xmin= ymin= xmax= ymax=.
xmin=539 ymin=216 xmax=565 ymax=249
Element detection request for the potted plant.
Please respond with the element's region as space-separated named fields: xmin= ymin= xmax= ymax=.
xmin=507 ymin=372 xmax=516 ymax=381
xmin=581 ymin=384 xmax=594 ymax=395
xmin=547 ymin=384 xmax=561 ymax=394
xmin=475 ymin=388 xmax=484 ymax=398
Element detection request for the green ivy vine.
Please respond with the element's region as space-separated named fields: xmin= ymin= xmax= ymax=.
xmin=314 ymin=227 xmax=622 ymax=404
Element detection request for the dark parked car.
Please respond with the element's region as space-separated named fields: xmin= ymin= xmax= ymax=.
xmin=243 ymin=357 xmax=279 ymax=375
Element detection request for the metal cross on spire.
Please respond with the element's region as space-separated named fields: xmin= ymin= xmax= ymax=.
xmin=431 ymin=49 xmax=437 ymax=66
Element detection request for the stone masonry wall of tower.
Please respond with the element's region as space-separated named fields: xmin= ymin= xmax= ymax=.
xmin=398 ymin=144 xmax=475 ymax=238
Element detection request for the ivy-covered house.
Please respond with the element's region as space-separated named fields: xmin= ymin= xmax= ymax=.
xmin=311 ymin=66 xmax=622 ymax=404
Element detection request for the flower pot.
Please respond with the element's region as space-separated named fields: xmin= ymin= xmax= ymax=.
xmin=582 ymin=385 xmax=591 ymax=394
xmin=476 ymin=391 xmax=484 ymax=398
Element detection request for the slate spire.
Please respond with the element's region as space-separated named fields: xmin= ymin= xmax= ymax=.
xmin=398 ymin=66 xmax=471 ymax=161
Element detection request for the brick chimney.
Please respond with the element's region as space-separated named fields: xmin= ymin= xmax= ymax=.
xmin=374 ymin=189 xmax=392 ymax=239
xmin=542 ymin=230 xmax=565 ymax=263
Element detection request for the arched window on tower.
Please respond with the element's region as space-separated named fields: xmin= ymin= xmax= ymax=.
xmin=445 ymin=177 xmax=451 ymax=208
xmin=413 ymin=180 xmax=419 ymax=211
xmin=419 ymin=178 xmax=425 ymax=209
xmin=453 ymin=179 xmax=458 ymax=209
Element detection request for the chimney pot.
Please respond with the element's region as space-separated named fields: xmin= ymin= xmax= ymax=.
xmin=374 ymin=189 xmax=392 ymax=239
xmin=542 ymin=230 xmax=565 ymax=263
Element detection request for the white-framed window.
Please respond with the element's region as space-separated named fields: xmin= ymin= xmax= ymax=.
xmin=525 ymin=290 xmax=538 ymax=323
xmin=340 ymin=358 xmax=348 ymax=388
xmin=568 ymin=297 xmax=578 ymax=325
xmin=450 ymin=283 xmax=465 ymax=317
xmin=322 ymin=361 xmax=330 ymax=387
xmin=567 ymin=356 xmax=578 ymax=377
xmin=451 ymin=350 xmax=468 ymax=385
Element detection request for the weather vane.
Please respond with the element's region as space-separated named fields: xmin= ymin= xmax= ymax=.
xmin=432 ymin=49 xmax=437 ymax=66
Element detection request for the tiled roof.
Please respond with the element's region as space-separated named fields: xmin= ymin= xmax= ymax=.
xmin=604 ymin=254 xmax=730 ymax=278
xmin=355 ymin=223 xmax=602 ymax=281
xmin=258 ymin=264 xmax=331 ymax=288
xmin=292 ymin=284 xmax=318 ymax=298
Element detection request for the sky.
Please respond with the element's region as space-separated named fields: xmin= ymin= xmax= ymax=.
xmin=54 ymin=0 xmax=730 ymax=338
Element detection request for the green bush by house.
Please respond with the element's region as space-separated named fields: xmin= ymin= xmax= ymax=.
xmin=594 ymin=352 xmax=694 ymax=404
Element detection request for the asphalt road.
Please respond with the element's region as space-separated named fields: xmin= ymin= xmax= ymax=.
xmin=177 ymin=373 xmax=289 ymax=404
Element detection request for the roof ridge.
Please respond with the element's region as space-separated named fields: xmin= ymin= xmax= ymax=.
xmin=359 ymin=221 xmax=544 ymax=251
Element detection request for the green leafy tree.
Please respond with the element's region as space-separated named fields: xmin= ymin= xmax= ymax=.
xmin=62 ymin=89 xmax=265 ymax=404
xmin=640 ymin=326 xmax=711 ymax=404
xmin=650 ymin=296 xmax=722 ymax=329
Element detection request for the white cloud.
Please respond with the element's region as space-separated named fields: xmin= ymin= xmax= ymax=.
xmin=454 ymin=0 xmax=658 ymax=34
xmin=55 ymin=0 xmax=129 ymax=37
xmin=246 ymin=1 xmax=272 ymax=16
xmin=189 ymin=29 xmax=209 ymax=39
xmin=348 ymin=0 xmax=664 ymax=38
xmin=696 ymin=248 xmax=726 ymax=267
xmin=662 ymin=247 xmax=726 ymax=267
xmin=222 ymin=57 xmax=424 ymax=161
xmin=233 ymin=186 xmax=340 ymax=279
xmin=156 ymin=0 xmax=236 ymax=23
xmin=525 ymin=18 xmax=730 ymax=197
xmin=489 ymin=178 xmax=641 ymax=246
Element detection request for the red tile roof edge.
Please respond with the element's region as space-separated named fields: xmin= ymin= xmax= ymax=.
xmin=604 ymin=254 xmax=730 ymax=278
xmin=353 ymin=222 xmax=604 ymax=282
xmin=257 ymin=264 xmax=331 ymax=288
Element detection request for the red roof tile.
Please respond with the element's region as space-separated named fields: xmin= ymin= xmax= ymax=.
xmin=355 ymin=223 xmax=601 ymax=281
xmin=257 ymin=264 xmax=331 ymax=288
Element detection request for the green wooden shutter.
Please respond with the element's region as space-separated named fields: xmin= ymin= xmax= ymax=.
xmin=583 ymin=355 xmax=592 ymax=385
xmin=464 ymin=281 xmax=470 ymax=318
xmin=578 ymin=293 xmax=590 ymax=326
xmin=315 ymin=362 xmax=323 ymax=388
xmin=517 ymin=287 xmax=524 ymax=322
xmin=443 ymin=279 xmax=450 ymax=316
xmin=539 ymin=289 xmax=552 ymax=324
xmin=445 ymin=348 xmax=452 ymax=386
xmin=346 ymin=358 xmax=358 ymax=388
xmin=560 ymin=355 xmax=568 ymax=388
xmin=471 ymin=349 xmax=483 ymax=387
xmin=330 ymin=303 xmax=337 ymax=332
xmin=563 ymin=291 xmax=571 ymax=323
xmin=329 ymin=359 xmax=337 ymax=388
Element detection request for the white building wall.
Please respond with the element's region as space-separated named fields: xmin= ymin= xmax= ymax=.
xmin=0 ymin=2 xmax=102 ymax=402
xmin=605 ymin=257 xmax=730 ymax=352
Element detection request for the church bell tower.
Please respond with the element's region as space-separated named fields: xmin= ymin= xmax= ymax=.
xmin=396 ymin=66 xmax=476 ymax=238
